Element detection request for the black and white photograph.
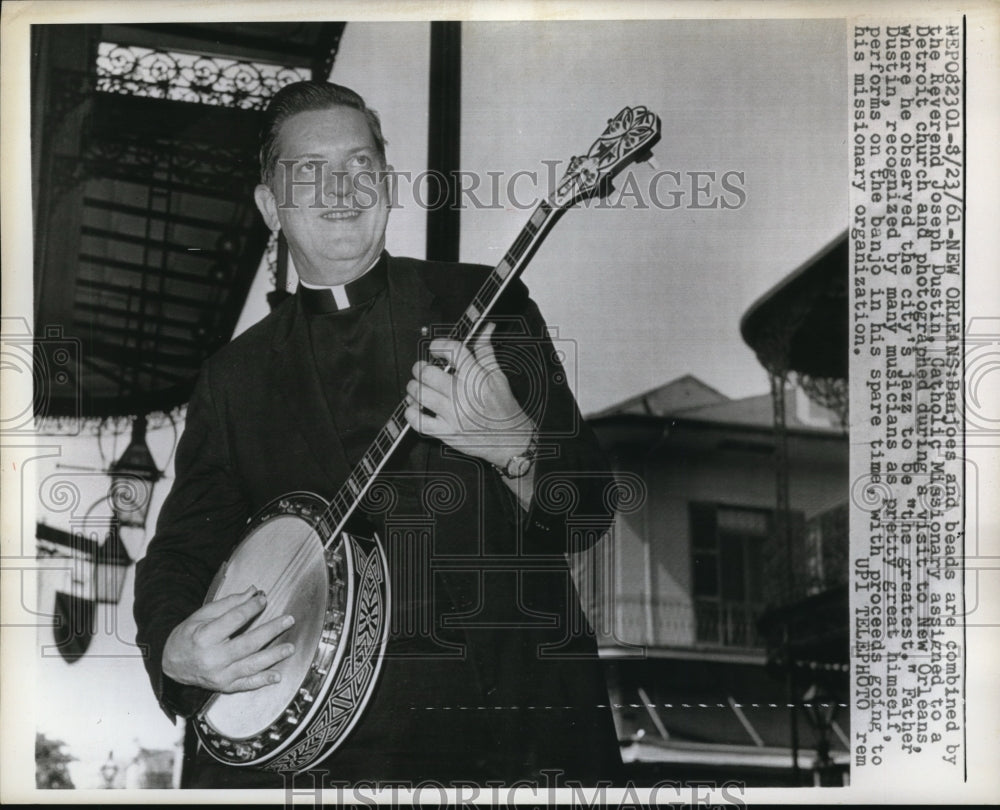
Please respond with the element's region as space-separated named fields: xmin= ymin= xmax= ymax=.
xmin=1 ymin=1 xmax=997 ymax=804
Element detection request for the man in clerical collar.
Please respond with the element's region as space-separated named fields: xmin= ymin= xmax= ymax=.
xmin=134 ymin=80 xmax=622 ymax=789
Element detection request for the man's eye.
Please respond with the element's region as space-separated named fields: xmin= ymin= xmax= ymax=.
xmin=350 ymin=155 xmax=372 ymax=168
xmin=294 ymin=162 xmax=322 ymax=178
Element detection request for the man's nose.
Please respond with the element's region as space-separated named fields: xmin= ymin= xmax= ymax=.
xmin=323 ymin=169 xmax=356 ymax=203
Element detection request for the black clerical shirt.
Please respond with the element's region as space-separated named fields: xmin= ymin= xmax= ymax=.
xmin=302 ymin=259 xmax=401 ymax=477
xmin=297 ymin=259 xmax=504 ymax=781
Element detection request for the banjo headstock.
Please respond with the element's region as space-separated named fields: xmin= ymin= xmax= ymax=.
xmin=550 ymin=105 xmax=662 ymax=209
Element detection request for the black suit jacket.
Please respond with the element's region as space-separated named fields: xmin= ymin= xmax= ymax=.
xmin=134 ymin=254 xmax=622 ymax=786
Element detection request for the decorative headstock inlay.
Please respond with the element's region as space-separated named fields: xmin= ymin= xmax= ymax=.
xmin=551 ymin=106 xmax=661 ymax=208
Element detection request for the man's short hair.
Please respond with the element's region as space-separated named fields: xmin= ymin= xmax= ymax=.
xmin=259 ymin=80 xmax=387 ymax=186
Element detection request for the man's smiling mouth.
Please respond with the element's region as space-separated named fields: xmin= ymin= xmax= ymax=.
xmin=321 ymin=209 xmax=361 ymax=221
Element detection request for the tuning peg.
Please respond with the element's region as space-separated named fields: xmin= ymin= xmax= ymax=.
xmin=633 ymin=149 xmax=659 ymax=171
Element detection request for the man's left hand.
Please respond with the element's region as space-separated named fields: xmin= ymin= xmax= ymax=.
xmin=404 ymin=321 xmax=534 ymax=468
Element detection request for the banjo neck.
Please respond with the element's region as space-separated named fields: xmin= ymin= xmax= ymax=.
xmin=319 ymin=105 xmax=661 ymax=542
xmin=320 ymin=200 xmax=561 ymax=543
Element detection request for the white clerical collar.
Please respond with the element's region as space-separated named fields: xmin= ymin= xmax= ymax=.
xmin=298 ymin=254 xmax=387 ymax=314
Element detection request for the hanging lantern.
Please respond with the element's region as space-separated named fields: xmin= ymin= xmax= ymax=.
xmin=108 ymin=415 xmax=161 ymax=529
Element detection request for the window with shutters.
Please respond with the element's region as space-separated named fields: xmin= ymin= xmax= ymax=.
xmin=690 ymin=503 xmax=771 ymax=648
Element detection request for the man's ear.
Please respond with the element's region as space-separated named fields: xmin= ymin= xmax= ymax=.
xmin=254 ymin=183 xmax=281 ymax=231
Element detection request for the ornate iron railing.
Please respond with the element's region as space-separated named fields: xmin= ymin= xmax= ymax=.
xmin=95 ymin=42 xmax=310 ymax=110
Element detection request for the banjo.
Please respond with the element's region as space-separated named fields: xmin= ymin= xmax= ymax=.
xmin=193 ymin=105 xmax=661 ymax=772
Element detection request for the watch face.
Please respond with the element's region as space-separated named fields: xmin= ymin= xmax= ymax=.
xmin=508 ymin=455 xmax=532 ymax=478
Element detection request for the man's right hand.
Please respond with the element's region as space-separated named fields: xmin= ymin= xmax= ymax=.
xmin=162 ymin=586 xmax=296 ymax=693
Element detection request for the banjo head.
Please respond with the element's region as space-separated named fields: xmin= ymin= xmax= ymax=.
xmin=201 ymin=513 xmax=337 ymax=739
xmin=194 ymin=493 xmax=388 ymax=770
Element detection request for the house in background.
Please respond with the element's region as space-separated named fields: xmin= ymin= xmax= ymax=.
xmin=577 ymin=373 xmax=849 ymax=785
xmin=123 ymin=747 xmax=177 ymax=789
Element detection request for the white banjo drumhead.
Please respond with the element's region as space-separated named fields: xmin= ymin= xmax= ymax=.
xmin=202 ymin=515 xmax=331 ymax=740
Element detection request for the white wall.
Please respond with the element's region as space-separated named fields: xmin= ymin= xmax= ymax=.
xmin=460 ymin=20 xmax=847 ymax=414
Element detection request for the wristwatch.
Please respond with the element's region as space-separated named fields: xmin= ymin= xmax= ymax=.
xmin=495 ymin=433 xmax=538 ymax=480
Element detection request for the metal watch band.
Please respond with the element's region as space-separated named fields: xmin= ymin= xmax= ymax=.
xmin=495 ymin=431 xmax=538 ymax=480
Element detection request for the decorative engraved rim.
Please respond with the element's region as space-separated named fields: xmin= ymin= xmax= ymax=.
xmin=266 ymin=533 xmax=390 ymax=773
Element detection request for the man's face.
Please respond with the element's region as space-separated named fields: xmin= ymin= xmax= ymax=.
xmin=254 ymin=106 xmax=392 ymax=286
